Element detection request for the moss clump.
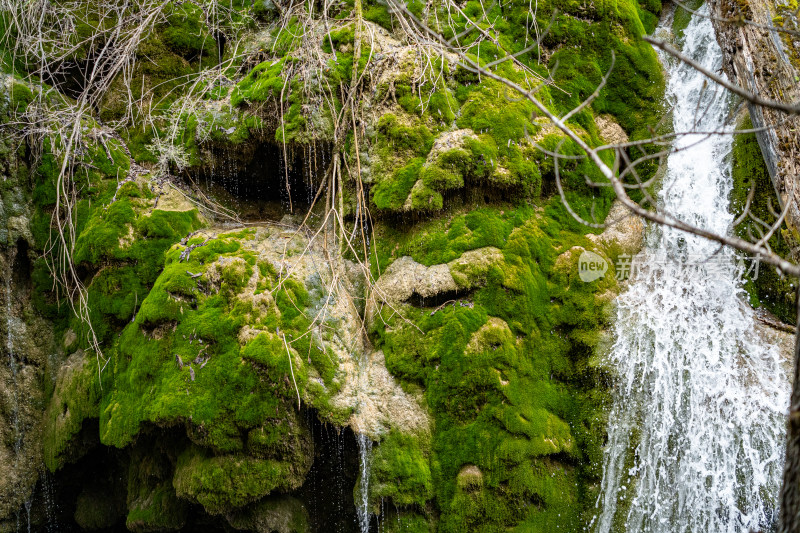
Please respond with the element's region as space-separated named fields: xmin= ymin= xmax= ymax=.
xmin=161 ymin=3 xmax=217 ymax=61
xmin=93 ymin=228 xmax=343 ymax=514
xmin=372 ymin=157 xmax=426 ymax=211
xmin=72 ymin=183 xmax=202 ymax=345
xmin=173 ymin=445 xmax=310 ymax=514
xmin=231 ymin=57 xmax=288 ymax=106
xmin=730 ymin=116 xmax=796 ymax=323
xmin=370 ymin=430 xmax=433 ymax=508
xmin=43 ymin=351 xmax=102 ymax=471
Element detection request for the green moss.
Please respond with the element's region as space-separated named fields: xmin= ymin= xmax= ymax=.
xmin=173 ymin=445 xmax=308 ymax=514
xmin=161 ymin=3 xmax=217 ymax=60
xmin=8 ymin=80 xmax=34 ymax=111
xmin=43 ymin=351 xmax=103 ymax=471
xmin=72 ymin=195 xmax=202 ymax=345
xmin=457 ymin=79 xmax=538 ymax=155
xmin=363 ymin=0 xmax=393 ymax=30
xmin=231 ymin=57 xmax=288 ymax=106
xmin=409 ymin=181 xmax=444 ymax=211
xmin=91 ymin=229 xmax=337 ymax=518
xmin=376 ymin=114 xmax=435 ymax=157
xmin=372 ymin=157 xmax=425 ymax=211
xmin=370 ymin=430 xmax=433 ymax=508
xmin=371 ymin=206 xmax=616 ymax=531
xmin=730 ymin=116 xmax=796 ymax=323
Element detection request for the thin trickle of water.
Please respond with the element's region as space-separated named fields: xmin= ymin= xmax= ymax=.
xmin=24 ymin=498 xmax=31 ymax=533
xmin=356 ymin=433 xmax=373 ymax=533
xmin=41 ymin=471 xmax=59 ymax=533
xmin=594 ymin=6 xmax=789 ymax=533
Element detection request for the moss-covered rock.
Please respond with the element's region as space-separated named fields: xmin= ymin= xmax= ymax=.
xmin=173 ymin=445 xmax=311 ymax=514
xmin=730 ymin=114 xmax=797 ymax=323
xmin=126 ymin=441 xmax=189 ymax=531
xmin=225 ymin=495 xmax=310 ymax=533
xmin=0 ymin=0 xmax=671 ymax=526
xmin=43 ymin=350 xmax=101 ymax=471
xmin=367 ymin=203 xmax=621 ymax=530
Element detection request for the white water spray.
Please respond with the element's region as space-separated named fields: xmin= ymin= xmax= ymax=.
xmin=594 ymin=6 xmax=789 ymax=533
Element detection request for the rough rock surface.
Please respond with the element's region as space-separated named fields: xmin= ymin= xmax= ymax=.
xmin=589 ymin=200 xmax=646 ymax=255
xmin=0 ymin=250 xmax=58 ymax=524
xmin=710 ymin=0 xmax=800 ymax=253
xmin=372 ymin=256 xmax=458 ymax=303
xmin=753 ymin=307 xmax=796 ymax=376
xmin=372 ymin=247 xmax=505 ymax=305
xmin=595 ymin=115 xmax=629 ymax=145
xmin=332 ymin=349 xmax=429 ymax=438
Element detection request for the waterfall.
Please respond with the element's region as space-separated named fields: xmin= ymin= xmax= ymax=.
xmin=594 ymin=5 xmax=790 ymax=532
xmin=356 ymin=433 xmax=373 ymax=533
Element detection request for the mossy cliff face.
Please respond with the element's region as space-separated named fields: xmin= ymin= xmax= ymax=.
xmin=0 ymin=75 xmax=61 ymax=526
xmin=0 ymin=0 xmax=667 ymax=529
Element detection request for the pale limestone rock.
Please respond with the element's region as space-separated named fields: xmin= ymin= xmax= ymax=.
xmin=457 ymin=465 xmax=484 ymax=490
xmin=425 ymin=129 xmax=478 ymax=164
xmin=589 ymin=200 xmax=645 ymax=256
xmin=336 ymin=349 xmax=429 ymax=439
xmin=595 ymin=114 xmax=629 ymax=145
xmin=372 ymin=256 xmax=458 ymax=304
xmin=448 ymin=246 xmax=504 ymax=289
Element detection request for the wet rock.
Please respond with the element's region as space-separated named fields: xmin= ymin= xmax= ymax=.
xmin=226 ymin=496 xmax=310 ymax=533
xmin=333 ymin=349 xmax=429 ymax=439
xmin=588 ymin=200 xmax=645 ymax=256
xmin=710 ymin=0 xmax=800 ymax=259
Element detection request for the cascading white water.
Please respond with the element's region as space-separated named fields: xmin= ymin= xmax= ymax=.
xmin=594 ymin=6 xmax=790 ymax=532
xmin=356 ymin=433 xmax=373 ymax=533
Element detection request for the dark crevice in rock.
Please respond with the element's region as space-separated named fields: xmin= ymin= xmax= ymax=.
xmin=407 ymin=290 xmax=472 ymax=310
xmin=187 ymin=141 xmax=332 ymax=222
xmin=293 ymin=409 xmax=364 ymax=533
xmin=12 ymin=237 xmax=31 ymax=287
xmin=15 ymin=411 xmax=373 ymax=532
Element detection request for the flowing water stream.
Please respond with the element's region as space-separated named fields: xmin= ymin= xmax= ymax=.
xmin=356 ymin=433 xmax=373 ymax=533
xmin=594 ymin=6 xmax=790 ymax=532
